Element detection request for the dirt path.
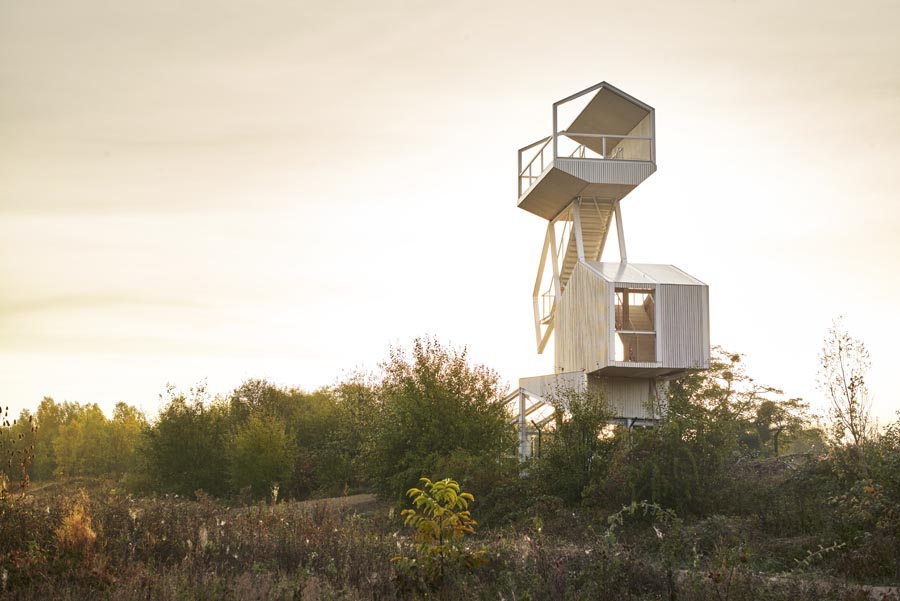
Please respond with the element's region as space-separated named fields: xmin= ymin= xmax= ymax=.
xmin=293 ymin=493 xmax=378 ymax=510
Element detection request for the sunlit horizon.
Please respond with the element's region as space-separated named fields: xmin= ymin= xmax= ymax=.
xmin=2 ymin=0 xmax=899 ymax=425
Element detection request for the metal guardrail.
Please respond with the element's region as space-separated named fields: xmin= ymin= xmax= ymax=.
xmin=518 ymin=131 xmax=653 ymax=196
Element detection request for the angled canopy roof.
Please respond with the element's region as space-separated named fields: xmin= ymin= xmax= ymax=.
xmin=558 ymin=82 xmax=653 ymax=156
xmin=588 ymin=262 xmax=706 ymax=286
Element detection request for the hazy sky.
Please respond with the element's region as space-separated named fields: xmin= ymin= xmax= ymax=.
xmin=2 ymin=0 xmax=899 ymax=423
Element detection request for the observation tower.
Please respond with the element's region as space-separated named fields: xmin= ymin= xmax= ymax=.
xmin=508 ymin=82 xmax=710 ymax=458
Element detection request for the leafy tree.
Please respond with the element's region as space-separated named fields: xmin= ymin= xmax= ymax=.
xmin=143 ymin=384 xmax=230 ymax=496
xmin=54 ymin=403 xmax=111 ymax=477
xmin=532 ymin=387 xmax=615 ymax=504
xmin=228 ymin=414 xmax=296 ymax=500
xmin=227 ymin=379 xmax=354 ymax=498
xmin=616 ymin=348 xmax=778 ymax=515
xmin=331 ymin=374 xmax=380 ymax=490
xmin=753 ymin=397 xmax=808 ymax=457
xmin=817 ymin=318 xmax=873 ymax=447
xmin=107 ymin=402 xmax=147 ymax=476
xmin=31 ymin=397 xmax=80 ymax=480
xmin=366 ymin=337 xmax=515 ymax=499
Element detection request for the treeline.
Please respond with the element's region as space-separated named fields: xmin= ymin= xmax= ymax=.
xmin=2 ymin=332 xmax=899 ymax=582
xmin=1 ymin=337 xmax=513 ymax=502
xmin=1 ymin=401 xmax=144 ymax=484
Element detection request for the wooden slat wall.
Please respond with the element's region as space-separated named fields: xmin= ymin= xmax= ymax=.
xmin=608 ymin=114 xmax=652 ymax=161
xmin=588 ymin=375 xmax=657 ymax=420
xmin=658 ymin=284 xmax=710 ymax=369
xmin=555 ymin=263 xmax=608 ymax=373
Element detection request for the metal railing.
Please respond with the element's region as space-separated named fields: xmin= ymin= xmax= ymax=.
xmin=539 ymin=288 xmax=556 ymax=325
xmin=518 ymin=131 xmax=653 ymax=197
xmin=614 ymin=332 xmax=657 ymax=363
xmin=517 ymin=136 xmax=553 ymax=197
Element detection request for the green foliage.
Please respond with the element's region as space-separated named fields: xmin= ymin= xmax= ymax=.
xmin=53 ymin=402 xmax=146 ymax=478
xmin=32 ymin=397 xmax=79 ymax=480
xmin=365 ymin=337 xmax=515 ymax=499
xmin=612 ymin=348 xmax=813 ymax=516
xmin=140 ymin=378 xmax=379 ymax=501
xmin=228 ymin=379 xmax=369 ymax=497
xmin=752 ymin=397 xmax=809 ymax=457
xmin=143 ymin=384 xmax=230 ymax=497
xmin=393 ymin=477 xmax=486 ymax=587
xmin=531 ymin=387 xmax=616 ymax=504
xmin=227 ymin=414 xmax=296 ymax=500
xmin=3 ymin=399 xmax=144 ymax=486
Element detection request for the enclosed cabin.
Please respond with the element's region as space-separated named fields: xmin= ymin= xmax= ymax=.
xmin=554 ymin=261 xmax=710 ymax=378
xmin=509 ymin=261 xmax=709 ymax=456
xmin=517 ymin=82 xmax=656 ymax=222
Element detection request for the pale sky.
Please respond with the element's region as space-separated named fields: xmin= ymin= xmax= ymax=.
xmin=2 ymin=0 xmax=899 ymax=424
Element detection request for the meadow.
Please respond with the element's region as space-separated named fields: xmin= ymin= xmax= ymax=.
xmin=1 ymin=476 xmax=897 ymax=600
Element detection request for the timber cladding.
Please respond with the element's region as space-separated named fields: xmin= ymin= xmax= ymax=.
xmin=658 ymin=283 xmax=710 ymax=369
xmin=553 ymin=262 xmax=710 ymax=374
xmin=555 ymin=262 xmax=609 ymax=373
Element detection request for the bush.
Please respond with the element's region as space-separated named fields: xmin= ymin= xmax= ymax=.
xmin=365 ymin=337 xmax=515 ymax=500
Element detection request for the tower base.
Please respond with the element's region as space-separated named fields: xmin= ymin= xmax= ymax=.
xmin=507 ymin=371 xmax=668 ymax=460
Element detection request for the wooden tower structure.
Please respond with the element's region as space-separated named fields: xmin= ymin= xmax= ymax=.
xmin=508 ymin=82 xmax=710 ymax=458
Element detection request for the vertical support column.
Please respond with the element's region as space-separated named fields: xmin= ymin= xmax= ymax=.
xmin=548 ymin=222 xmax=561 ymax=298
xmin=614 ymin=199 xmax=627 ymax=264
xmin=552 ymin=104 xmax=558 ymax=159
xmin=517 ymin=388 xmax=528 ymax=459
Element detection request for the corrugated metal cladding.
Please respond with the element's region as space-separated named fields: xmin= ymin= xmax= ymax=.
xmin=658 ymin=284 xmax=710 ymax=369
xmin=555 ymin=263 xmax=608 ymax=373
xmin=555 ymin=158 xmax=655 ymax=186
xmin=589 ymin=375 xmax=657 ymax=420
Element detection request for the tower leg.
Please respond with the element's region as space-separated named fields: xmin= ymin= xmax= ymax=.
xmin=517 ymin=388 xmax=528 ymax=459
xmin=614 ymin=199 xmax=627 ymax=263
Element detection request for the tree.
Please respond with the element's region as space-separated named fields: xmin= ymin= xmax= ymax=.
xmin=143 ymin=384 xmax=230 ymax=496
xmin=753 ymin=397 xmax=808 ymax=457
xmin=616 ymin=348 xmax=777 ymax=515
xmin=366 ymin=337 xmax=515 ymax=499
xmin=31 ymin=397 xmax=80 ymax=480
xmin=817 ymin=318 xmax=872 ymax=447
xmin=532 ymin=388 xmax=615 ymax=504
xmin=228 ymin=414 xmax=296 ymax=500
xmin=107 ymin=402 xmax=147 ymax=476
xmin=226 ymin=379 xmax=355 ymax=498
xmin=331 ymin=373 xmax=381 ymax=490
xmin=54 ymin=403 xmax=110 ymax=477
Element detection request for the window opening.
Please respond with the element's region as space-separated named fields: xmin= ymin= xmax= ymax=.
xmin=614 ymin=287 xmax=656 ymax=362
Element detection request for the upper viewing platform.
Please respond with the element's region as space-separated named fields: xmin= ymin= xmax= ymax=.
xmin=518 ymin=82 xmax=656 ymax=220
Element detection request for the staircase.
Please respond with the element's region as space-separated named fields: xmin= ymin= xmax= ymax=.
xmin=559 ymin=201 xmax=614 ymax=291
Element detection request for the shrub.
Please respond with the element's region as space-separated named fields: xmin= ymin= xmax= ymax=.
xmin=393 ymin=477 xmax=486 ymax=589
